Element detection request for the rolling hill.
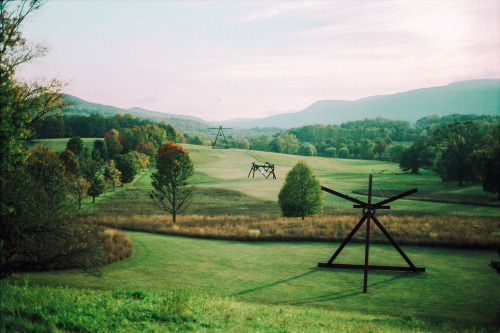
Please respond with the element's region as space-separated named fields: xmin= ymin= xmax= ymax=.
xmin=64 ymin=79 xmax=499 ymax=131
xmin=220 ymin=79 xmax=500 ymax=128
xmin=62 ymin=94 xmax=211 ymax=134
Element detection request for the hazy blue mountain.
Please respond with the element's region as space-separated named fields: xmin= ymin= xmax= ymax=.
xmin=219 ymin=79 xmax=500 ymax=129
xmin=63 ymin=79 xmax=499 ymax=132
xmin=62 ymin=94 xmax=210 ymax=133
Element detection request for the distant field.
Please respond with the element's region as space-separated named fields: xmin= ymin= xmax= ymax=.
xmin=81 ymin=143 xmax=499 ymax=218
xmin=25 ymin=137 xmax=98 ymax=152
xmin=9 ymin=231 xmax=500 ymax=331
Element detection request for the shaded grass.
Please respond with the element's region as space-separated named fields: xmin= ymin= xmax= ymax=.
xmin=10 ymin=231 xmax=500 ymax=331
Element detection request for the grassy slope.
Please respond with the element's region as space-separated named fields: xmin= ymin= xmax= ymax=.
xmin=187 ymin=144 xmax=498 ymax=216
xmin=14 ymin=139 xmax=500 ymax=331
xmin=10 ymin=231 xmax=500 ymax=331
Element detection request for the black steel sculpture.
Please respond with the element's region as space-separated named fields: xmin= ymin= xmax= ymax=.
xmin=248 ymin=162 xmax=276 ymax=179
xmin=318 ymin=174 xmax=425 ymax=293
xmin=209 ymin=126 xmax=232 ymax=149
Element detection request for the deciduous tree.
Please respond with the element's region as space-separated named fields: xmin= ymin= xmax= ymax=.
xmin=66 ymin=136 xmax=84 ymax=156
xmin=103 ymin=160 xmax=121 ymax=191
xmin=432 ymin=121 xmax=481 ymax=186
xmin=0 ymin=0 xmax=102 ymax=277
xmin=399 ymin=139 xmax=434 ymax=174
xmin=150 ymin=142 xmax=194 ymax=222
xmin=104 ymin=129 xmax=122 ymax=160
xmin=468 ymin=124 xmax=500 ymax=199
xmin=278 ymin=161 xmax=323 ymax=220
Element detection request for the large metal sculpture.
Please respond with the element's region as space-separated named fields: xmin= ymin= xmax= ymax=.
xmin=318 ymin=174 xmax=425 ymax=293
xmin=209 ymin=126 xmax=232 ymax=149
xmin=248 ymin=162 xmax=276 ymax=179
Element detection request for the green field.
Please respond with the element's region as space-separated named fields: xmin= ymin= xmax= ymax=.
xmin=10 ymin=139 xmax=500 ymax=331
xmin=7 ymin=232 xmax=500 ymax=331
xmin=83 ymin=143 xmax=499 ymax=217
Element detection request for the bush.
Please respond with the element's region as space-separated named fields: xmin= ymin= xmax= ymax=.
xmin=103 ymin=229 xmax=134 ymax=264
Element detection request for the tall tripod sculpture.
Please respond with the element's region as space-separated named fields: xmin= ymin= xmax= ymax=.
xmin=318 ymin=174 xmax=425 ymax=293
xmin=209 ymin=126 xmax=232 ymax=149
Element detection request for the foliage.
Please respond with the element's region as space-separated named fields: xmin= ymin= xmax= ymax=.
xmin=115 ymin=152 xmax=140 ymax=185
xmin=59 ymin=149 xmax=80 ymax=176
xmin=87 ymin=176 xmax=105 ymax=203
xmin=0 ymin=145 xmax=104 ymax=277
xmin=150 ymin=142 xmax=194 ymax=222
xmin=93 ymin=139 xmax=107 ymax=161
xmin=432 ymin=121 xmax=482 ymax=186
xmin=386 ymin=144 xmax=406 ymax=163
xmin=468 ymin=124 xmax=500 ymax=200
xmin=135 ymin=140 xmax=154 ymax=157
xmin=338 ymin=146 xmax=350 ymax=158
xmin=278 ymin=161 xmax=323 ymax=219
xmin=0 ymin=1 xmax=104 ymax=277
xmin=69 ymin=176 xmax=90 ymax=210
xmin=103 ymin=229 xmax=134 ymax=264
xmin=269 ymin=132 xmax=300 ymax=154
xmin=0 ymin=0 xmax=66 ymax=174
xmin=103 ymin=160 xmax=121 ymax=191
xmin=298 ymin=142 xmax=317 ymax=156
xmin=324 ymin=147 xmax=337 ymax=158
xmin=399 ymin=139 xmax=434 ymax=174
xmin=359 ymin=138 xmax=375 ymax=160
xmin=104 ymin=129 xmax=122 ymax=160
xmin=65 ymin=136 xmax=84 ymax=156
xmin=374 ymin=140 xmax=387 ymax=158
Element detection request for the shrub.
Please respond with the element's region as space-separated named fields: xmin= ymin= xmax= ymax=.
xmin=103 ymin=229 xmax=134 ymax=264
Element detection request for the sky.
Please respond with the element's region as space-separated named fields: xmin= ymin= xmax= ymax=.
xmin=18 ymin=0 xmax=500 ymax=121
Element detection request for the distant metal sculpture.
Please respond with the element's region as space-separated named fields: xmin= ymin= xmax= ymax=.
xmin=209 ymin=126 xmax=232 ymax=149
xmin=318 ymin=174 xmax=425 ymax=293
xmin=248 ymin=162 xmax=276 ymax=179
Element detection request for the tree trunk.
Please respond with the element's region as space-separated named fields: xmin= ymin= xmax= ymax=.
xmin=92 ymin=196 xmax=95 ymax=203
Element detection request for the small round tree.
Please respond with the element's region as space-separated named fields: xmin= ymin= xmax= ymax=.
xmin=278 ymin=161 xmax=324 ymax=220
xmin=66 ymin=136 xmax=84 ymax=156
xmin=150 ymin=142 xmax=194 ymax=222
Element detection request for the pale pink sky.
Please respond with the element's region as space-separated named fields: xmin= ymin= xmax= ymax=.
xmin=19 ymin=1 xmax=500 ymax=121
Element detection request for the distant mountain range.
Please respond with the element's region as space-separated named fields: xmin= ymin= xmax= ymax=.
xmin=220 ymin=79 xmax=500 ymax=128
xmin=64 ymin=79 xmax=499 ymax=132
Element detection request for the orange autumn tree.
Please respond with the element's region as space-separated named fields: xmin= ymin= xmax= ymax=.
xmin=149 ymin=142 xmax=194 ymax=222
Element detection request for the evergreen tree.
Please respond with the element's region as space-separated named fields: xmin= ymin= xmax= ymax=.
xmin=278 ymin=161 xmax=323 ymax=220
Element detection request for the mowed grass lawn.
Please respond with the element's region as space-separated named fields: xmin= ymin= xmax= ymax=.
xmin=13 ymin=231 xmax=500 ymax=331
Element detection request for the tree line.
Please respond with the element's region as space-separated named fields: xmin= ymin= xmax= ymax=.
xmin=29 ymin=112 xmax=180 ymax=141
xmin=400 ymin=121 xmax=500 ymax=198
